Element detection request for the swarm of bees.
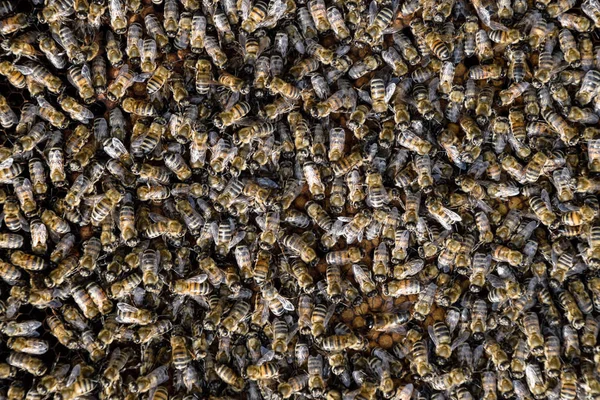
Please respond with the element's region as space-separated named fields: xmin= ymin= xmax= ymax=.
xmin=1 ymin=0 xmax=600 ymax=398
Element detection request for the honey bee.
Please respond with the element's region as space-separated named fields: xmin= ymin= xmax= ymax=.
xmin=107 ymin=65 xmax=146 ymax=102
xmin=146 ymin=65 xmax=172 ymax=95
xmin=220 ymin=300 xmax=251 ymax=336
xmin=122 ymin=98 xmax=157 ymax=117
xmin=215 ymin=364 xmax=245 ymax=392
xmin=7 ymin=352 xmax=47 ymax=376
xmin=213 ymin=101 xmax=251 ymax=129
xmin=129 ymin=365 xmax=169 ymax=394
xmin=116 ymin=302 xmax=157 ymax=325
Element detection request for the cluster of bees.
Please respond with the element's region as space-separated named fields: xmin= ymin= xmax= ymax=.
xmin=1 ymin=0 xmax=600 ymax=398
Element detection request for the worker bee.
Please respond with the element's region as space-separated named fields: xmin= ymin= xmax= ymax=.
xmin=128 ymin=365 xmax=169 ymax=394
xmin=116 ymin=302 xmax=157 ymax=325
xmin=7 ymin=352 xmax=47 ymax=376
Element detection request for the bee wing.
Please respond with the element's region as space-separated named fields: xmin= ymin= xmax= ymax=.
xmin=66 ymin=364 xmax=81 ymax=387
xmin=209 ymin=221 xmax=219 ymax=242
xmin=255 ymin=214 xmax=266 ymax=230
xmin=36 ymin=97 xmax=52 ymax=109
xmin=427 ymin=324 xmax=440 ymax=346
xmin=14 ymin=64 xmax=34 ymax=75
xmin=256 ymin=177 xmax=280 ymax=189
xmin=432 ymin=214 xmax=453 ymax=230
xmin=133 ymin=72 xmax=152 ymax=82
xmin=257 ymin=350 xmax=276 ymax=365
xmin=356 ymin=88 xmax=373 ymax=105
xmin=148 ymin=212 xmax=169 ymax=223
xmin=368 ymin=0 xmax=378 ymax=24
xmin=323 ymin=303 xmax=336 ymax=328
xmin=451 ymin=330 xmax=470 ymax=350
xmin=443 ymin=207 xmax=462 ymax=223
xmin=186 ymin=274 xmax=209 ymax=283
xmin=229 ymin=231 xmax=246 ymax=251
xmin=566 ymin=261 xmax=588 ymax=278
xmin=258 ymin=36 xmax=270 ymax=56
xmin=525 ymin=364 xmax=543 ymax=387
xmin=239 ymin=0 xmax=252 ymax=20
xmin=336 ymin=45 xmax=351 ymax=56
xmin=540 ymin=189 xmax=553 ymax=211
xmin=275 ymin=294 xmax=295 ymax=311
xmin=117 ymin=302 xmax=140 ymax=313
xmin=384 ymin=82 xmax=397 ymax=103
xmin=20 ymin=216 xmax=30 ymax=233
xmin=108 ymin=347 xmax=121 ymax=364
xmin=352 ymin=264 xmax=374 ymax=286
xmin=486 ymin=274 xmax=505 ymax=289
xmin=445 ymin=309 xmax=460 ymax=333
xmin=23 ymin=320 xmax=44 ymax=334
xmin=225 ymin=91 xmax=240 ymax=111
xmin=467 ymin=159 xmax=489 ymax=179
xmin=54 ymin=363 xmax=71 ymax=379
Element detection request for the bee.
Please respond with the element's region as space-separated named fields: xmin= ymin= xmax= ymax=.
xmin=144 ymin=13 xmax=170 ymax=53
xmin=0 ymin=12 xmax=30 ymax=36
xmin=129 ymin=365 xmax=169 ymax=394
xmin=122 ymin=98 xmax=157 ymax=117
xmin=528 ymin=190 xmax=558 ymax=228
xmin=525 ymin=364 xmax=547 ymax=400
xmin=558 ymin=290 xmax=585 ymax=329
xmin=220 ymin=300 xmax=251 ymax=336
xmin=520 ymin=312 xmax=545 ymax=356
xmin=125 ymin=23 xmax=143 ymax=64
xmin=10 ymin=249 xmax=48 ymax=271
xmin=0 ymin=232 xmax=24 ymax=250
xmin=146 ymin=65 xmax=171 ymax=96
xmin=169 ymin=334 xmax=192 ymax=371
xmin=246 ymin=361 xmax=279 ymax=381
xmin=79 ymin=237 xmax=102 ymax=277
xmin=7 ymin=353 xmax=47 ymax=376
xmin=57 ymin=95 xmax=93 ymax=124
xmin=170 ymin=275 xmax=211 ymax=297
xmin=116 ymin=302 xmax=157 ymax=325
xmin=204 ymin=36 xmax=228 ymax=68
xmin=559 ymin=28 xmax=581 ymax=66
xmin=291 ymin=257 xmax=315 ymax=294
xmin=321 ymin=333 xmax=366 ymax=353
xmin=6 ymin=337 xmax=48 ymax=355
xmin=104 ymin=30 xmax=123 ymax=67
xmin=102 ymin=348 xmax=133 ymax=384
xmin=215 ymin=364 xmax=245 ymax=392
xmin=0 ymin=60 xmax=27 ymax=91
xmin=576 ymin=69 xmax=600 ymax=105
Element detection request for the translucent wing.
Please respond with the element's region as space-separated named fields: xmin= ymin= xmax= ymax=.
xmin=324 ymin=303 xmax=336 ymax=328
xmin=257 ymin=350 xmax=275 ymax=365
xmin=385 ymin=82 xmax=397 ymax=103
xmin=186 ymin=274 xmax=208 ymax=283
xmin=352 ymin=264 xmax=373 ymax=287
xmin=446 ymin=308 xmax=460 ymax=333
xmin=428 ymin=325 xmax=440 ymax=346
xmin=256 ymin=177 xmax=280 ymax=188
xmin=486 ymin=274 xmax=505 ymax=289
xmin=443 ymin=207 xmax=462 ymax=223
xmin=356 ymin=88 xmax=373 ymax=104
xmin=14 ymin=64 xmax=34 ymax=75
xmin=117 ymin=302 xmax=140 ymax=313
xmin=541 ymin=189 xmax=553 ymax=210
xmin=81 ymin=64 xmax=91 ymax=79
xmin=276 ymin=294 xmax=295 ymax=311
xmin=239 ymin=0 xmax=251 ymax=20
xmin=451 ymin=330 xmax=470 ymax=350
xmin=369 ymin=0 xmax=378 ymax=24
xmin=66 ymin=364 xmax=81 ymax=387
